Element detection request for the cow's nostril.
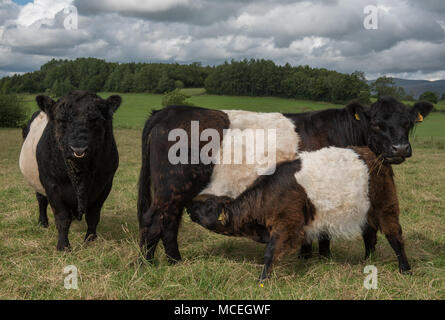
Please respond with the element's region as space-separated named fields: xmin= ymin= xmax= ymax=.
xmin=70 ymin=146 xmax=88 ymax=158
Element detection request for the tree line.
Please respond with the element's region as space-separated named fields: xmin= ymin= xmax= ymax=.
xmin=0 ymin=58 xmax=210 ymax=97
xmin=205 ymin=59 xmax=371 ymax=103
xmin=1 ymin=58 xmax=372 ymax=103
xmin=3 ymin=57 xmax=442 ymax=104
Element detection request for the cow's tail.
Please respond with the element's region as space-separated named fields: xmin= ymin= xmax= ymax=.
xmin=137 ymin=109 xmax=162 ymax=224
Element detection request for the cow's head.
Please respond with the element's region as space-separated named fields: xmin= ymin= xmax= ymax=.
xmin=36 ymin=91 xmax=122 ymax=220
xmin=36 ymin=91 xmax=121 ymax=162
xmin=349 ymin=96 xmax=433 ymax=164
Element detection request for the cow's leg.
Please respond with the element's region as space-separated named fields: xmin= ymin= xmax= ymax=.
xmin=378 ymin=215 xmax=410 ymax=273
xmin=362 ymin=224 xmax=378 ymax=259
xmin=140 ymin=202 xmax=183 ymax=263
xmin=139 ymin=205 xmax=163 ymax=262
xmin=384 ymin=227 xmax=410 ymax=273
xmin=318 ymin=232 xmax=331 ymax=258
xmin=299 ymin=239 xmax=313 ymax=259
xmin=36 ymin=192 xmax=49 ymax=228
xmin=84 ymin=210 xmax=100 ymax=243
xmin=84 ymin=182 xmax=112 ymax=242
xmin=54 ymin=209 xmax=72 ymax=251
xmin=139 ymin=163 xmax=212 ymax=263
xmin=161 ymin=204 xmax=183 ymax=264
xmin=260 ymin=222 xmax=305 ymax=282
xmin=45 ymin=192 xmax=72 ymax=251
xmin=259 ymin=235 xmax=278 ymax=282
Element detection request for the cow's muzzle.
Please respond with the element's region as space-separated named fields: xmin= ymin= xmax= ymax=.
xmin=70 ymin=145 xmax=88 ymax=159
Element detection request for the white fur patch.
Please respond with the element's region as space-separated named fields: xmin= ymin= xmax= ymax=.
xmin=295 ymin=147 xmax=370 ymax=240
xmin=200 ymin=110 xmax=300 ymax=198
xmin=19 ymin=112 xmax=48 ymax=196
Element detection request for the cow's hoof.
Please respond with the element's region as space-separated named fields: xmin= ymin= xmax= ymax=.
xmin=364 ymin=250 xmax=375 ymax=260
xmin=319 ymin=251 xmax=332 ymax=259
xmin=298 ymin=251 xmax=312 ymax=259
xmin=258 ymin=279 xmax=267 ymax=288
xmin=57 ymin=244 xmax=71 ymax=252
xmin=38 ymin=220 xmax=49 ymax=228
xmin=399 ymin=264 xmax=411 ymax=274
xmin=84 ymin=233 xmax=97 ymax=242
xmin=57 ymin=240 xmax=71 ymax=251
xmin=167 ymin=257 xmax=181 ymax=265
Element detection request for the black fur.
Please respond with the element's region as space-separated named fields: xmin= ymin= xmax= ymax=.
xmin=138 ymin=105 xmax=230 ymax=262
xmin=29 ymin=91 xmax=122 ymax=250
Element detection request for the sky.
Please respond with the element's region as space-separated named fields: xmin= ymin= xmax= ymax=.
xmin=1 ymin=0 xmax=445 ymax=80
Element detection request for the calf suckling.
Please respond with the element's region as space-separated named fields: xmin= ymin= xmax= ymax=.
xmin=186 ymin=146 xmax=410 ymax=282
xmin=138 ymin=97 xmax=432 ymax=263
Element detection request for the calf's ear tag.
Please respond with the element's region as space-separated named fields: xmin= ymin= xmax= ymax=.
xmin=218 ymin=209 xmax=227 ymax=225
xmin=416 ymin=113 xmax=424 ymax=123
xmin=218 ymin=209 xmax=225 ymax=221
xmin=355 ymin=113 xmax=360 ymax=121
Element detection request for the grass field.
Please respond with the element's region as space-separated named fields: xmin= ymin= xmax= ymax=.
xmin=1 ymin=92 xmax=444 ymax=299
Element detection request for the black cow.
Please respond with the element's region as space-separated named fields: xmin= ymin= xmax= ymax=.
xmin=137 ymin=97 xmax=433 ymax=262
xmin=20 ymin=91 xmax=122 ymax=250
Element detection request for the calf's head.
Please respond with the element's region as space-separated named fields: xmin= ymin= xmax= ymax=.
xmin=350 ymin=97 xmax=433 ymax=164
xmin=186 ymin=195 xmax=232 ymax=233
xmin=36 ymin=91 xmax=122 ymax=220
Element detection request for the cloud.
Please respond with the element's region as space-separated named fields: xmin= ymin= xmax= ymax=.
xmin=16 ymin=0 xmax=73 ymax=27
xmin=1 ymin=0 xmax=445 ymax=81
xmin=73 ymin=0 xmax=254 ymax=25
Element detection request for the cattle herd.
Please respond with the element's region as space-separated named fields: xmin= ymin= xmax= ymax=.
xmin=19 ymin=90 xmax=433 ymax=282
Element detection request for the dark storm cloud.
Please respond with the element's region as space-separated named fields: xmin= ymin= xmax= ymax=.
xmin=1 ymin=0 xmax=445 ymax=80
xmin=73 ymin=0 xmax=258 ymax=25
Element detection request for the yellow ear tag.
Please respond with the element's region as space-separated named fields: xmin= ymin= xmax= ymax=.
xmin=260 ymin=283 xmax=264 ymax=288
xmin=218 ymin=209 xmax=226 ymax=222
xmin=355 ymin=113 xmax=360 ymax=121
xmin=416 ymin=113 xmax=424 ymax=123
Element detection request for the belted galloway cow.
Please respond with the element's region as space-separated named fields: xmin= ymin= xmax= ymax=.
xmin=20 ymin=91 xmax=122 ymax=250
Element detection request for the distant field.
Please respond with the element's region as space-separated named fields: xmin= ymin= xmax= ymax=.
xmin=21 ymin=92 xmax=445 ymax=138
xmin=432 ymin=100 xmax=445 ymax=111
xmin=3 ymin=91 xmax=443 ymax=300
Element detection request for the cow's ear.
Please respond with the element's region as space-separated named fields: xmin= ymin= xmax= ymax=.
xmin=411 ymin=101 xmax=433 ymax=122
xmin=36 ymin=95 xmax=55 ymax=114
xmin=105 ymin=95 xmax=122 ymax=114
xmin=345 ymin=101 xmax=369 ymax=122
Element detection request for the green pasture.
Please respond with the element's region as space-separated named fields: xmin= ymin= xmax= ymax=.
xmin=1 ymin=92 xmax=443 ymax=299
